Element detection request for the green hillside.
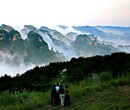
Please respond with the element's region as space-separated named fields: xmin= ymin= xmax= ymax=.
xmin=0 ymin=70 xmax=130 ymax=110
xmin=0 ymin=52 xmax=130 ymax=110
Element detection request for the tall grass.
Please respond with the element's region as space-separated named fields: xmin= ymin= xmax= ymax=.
xmin=98 ymin=71 xmax=113 ymax=82
xmin=110 ymin=72 xmax=130 ymax=86
xmin=0 ymin=90 xmax=50 ymax=110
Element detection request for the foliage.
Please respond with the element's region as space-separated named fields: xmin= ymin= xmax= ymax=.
xmin=98 ymin=71 xmax=113 ymax=82
xmin=66 ymin=67 xmax=84 ymax=82
xmin=0 ymin=90 xmax=50 ymax=110
xmin=0 ymin=52 xmax=130 ymax=92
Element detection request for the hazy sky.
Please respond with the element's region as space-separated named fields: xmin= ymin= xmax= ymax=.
xmin=0 ymin=0 xmax=130 ymax=27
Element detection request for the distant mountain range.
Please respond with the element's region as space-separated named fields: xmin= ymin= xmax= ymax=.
xmin=0 ymin=24 xmax=130 ymax=75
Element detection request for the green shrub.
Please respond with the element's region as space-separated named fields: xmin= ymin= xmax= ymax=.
xmin=0 ymin=90 xmax=50 ymax=110
xmin=0 ymin=91 xmax=19 ymax=106
xmin=99 ymin=71 xmax=113 ymax=82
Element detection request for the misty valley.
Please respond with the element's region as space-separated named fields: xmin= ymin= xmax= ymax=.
xmin=0 ymin=24 xmax=130 ymax=76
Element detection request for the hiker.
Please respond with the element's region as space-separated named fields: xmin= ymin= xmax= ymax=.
xmin=59 ymin=84 xmax=65 ymax=106
xmin=51 ymin=83 xmax=57 ymax=105
xmin=54 ymin=83 xmax=60 ymax=105
xmin=64 ymin=85 xmax=70 ymax=107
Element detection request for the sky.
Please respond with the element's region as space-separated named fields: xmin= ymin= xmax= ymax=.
xmin=0 ymin=0 xmax=130 ymax=27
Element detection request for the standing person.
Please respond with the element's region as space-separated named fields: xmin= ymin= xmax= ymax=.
xmin=59 ymin=84 xmax=65 ymax=106
xmin=64 ymin=85 xmax=70 ymax=107
xmin=51 ymin=84 xmax=56 ymax=106
xmin=55 ymin=83 xmax=60 ymax=105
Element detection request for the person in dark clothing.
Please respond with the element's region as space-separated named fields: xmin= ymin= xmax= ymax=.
xmin=64 ymin=85 xmax=70 ymax=107
xmin=55 ymin=83 xmax=60 ymax=105
xmin=51 ymin=84 xmax=56 ymax=105
xmin=51 ymin=83 xmax=60 ymax=106
xmin=59 ymin=84 xmax=65 ymax=106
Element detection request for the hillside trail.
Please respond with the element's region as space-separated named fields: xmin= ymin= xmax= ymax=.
xmin=36 ymin=85 xmax=130 ymax=110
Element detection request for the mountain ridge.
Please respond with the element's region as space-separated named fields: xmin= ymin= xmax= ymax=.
xmin=0 ymin=24 xmax=130 ymax=76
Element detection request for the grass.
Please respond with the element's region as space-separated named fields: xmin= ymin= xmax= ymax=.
xmin=0 ymin=71 xmax=130 ymax=110
xmin=0 ymin=91 xmax=51 ymax=110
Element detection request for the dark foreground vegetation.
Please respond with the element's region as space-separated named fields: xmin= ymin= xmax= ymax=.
xmin=0 ymin=52 xmax=130 ymax=110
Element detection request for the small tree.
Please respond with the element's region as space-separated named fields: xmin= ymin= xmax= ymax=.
xmin=66 ymin=67 xmax=84 ymax=82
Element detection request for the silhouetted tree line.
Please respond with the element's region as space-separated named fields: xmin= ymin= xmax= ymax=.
xmin=65 ymin=52 xmax=130 ymax=81
xmin=0 ymin=52 xmax=130 ymax=92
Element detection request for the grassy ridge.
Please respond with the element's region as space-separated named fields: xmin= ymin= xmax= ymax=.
xmin=0 ymin=72 xmax=130 ymax=110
